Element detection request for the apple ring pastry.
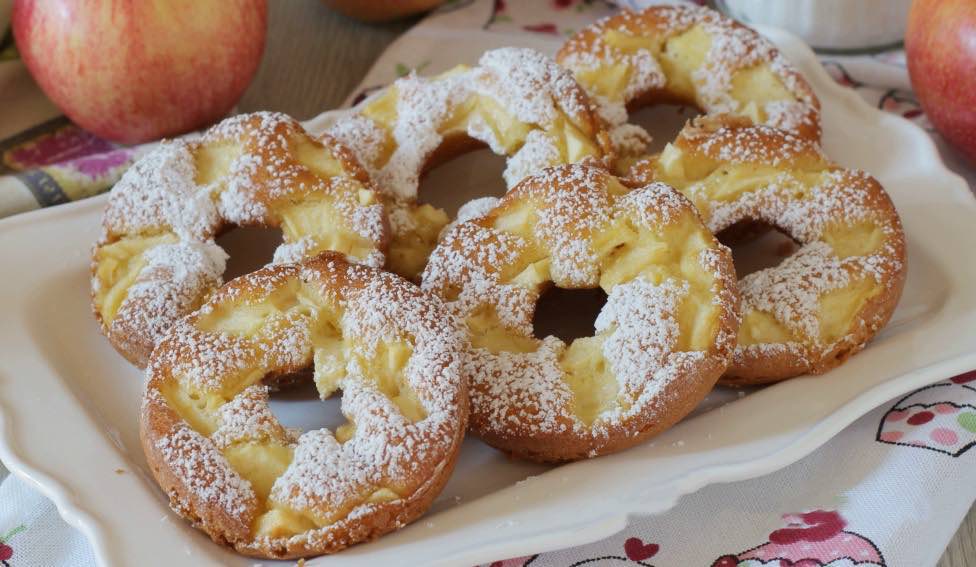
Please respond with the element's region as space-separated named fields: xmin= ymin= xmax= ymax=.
xmin=626 ymin=116 xmax=906 ymax=384
xmin=328 ymin=47 xmax=613 ymax=280
xmin=91 ymin=112 xmax=388 ymax=367
xmin=141 ymin=252 xmax=468 ymax=559
xmin=422 ymin=164 xmax=739 ymax=462
xmin=557 ymin=4 xmax=821 ymax=163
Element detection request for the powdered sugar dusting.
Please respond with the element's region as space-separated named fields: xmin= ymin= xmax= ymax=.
xmin=144 ymin=256 xmax=467 ymax=552
xmin=617 ymin=181 xmax=690 ymax=228
xmin=216 ymin=152 xmax=270 ymax=225
xmin=476 ymin=47 xmax=588 ymax=127
xmin=371 ymin=73 xmax=470 ymax=200
xmin=423 ymin=221 xmax=534 ymax=334
xmin=422 ymin=165 xmax=736 ymax=456
xmin=271 ymin=236 xmax=317 ymax=265
xmin=326 ymin=115 xmax=388 ymax=169
xmin=95 ymin=112 xmax=387 ymax=365
xmin=456 ymin=197 xmax=501 ymax=225
xmin=683 ymin=119 xmax=823 ymax=168
xmin=329 ymin=47 xmax=605 ymax=204
xmin=663 ymin=123 xmax=905 ymax=369
xmin=466 ymin=336 xmax=577 ymax=436
xmin=597 ymin=277 xmax=704 ymax=414
xmin=112 ymin=241 xmax=228 ymax=352
xmin=559 ymin=4 xmax=821 ymax=154
xmin=161 ymin=320 xmax=263 ymax=394
xmin=503 ymin=129 xmax=563 ymax=189
xmin=609 ymin=122 xmax=654 ymax=157
xmin=155 ymin=421 xmax=256 ymax=519
xmin=533 ymin=166 xmax=615 ymax=286
xmin=560 ymin=11 xmax=667 ymax=105
xmin=700 ymin=246 xmax=741 ymax=354
xmin=212 ymin=385 xmax=299 ymax=449
xmin=103 ymin=140 xmax=219 ymax=240
xmin=424 ymin=195 xmax=498 ymax=285
xmin=739 ymin=242 xmax=850 ymax=341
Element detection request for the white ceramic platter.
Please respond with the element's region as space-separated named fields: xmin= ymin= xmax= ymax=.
xmin=1 ymin=25 xmax=975 ymax=567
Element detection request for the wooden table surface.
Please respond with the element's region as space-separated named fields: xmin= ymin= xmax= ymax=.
xmin=240 ymin=2 xmax=975 ymax=565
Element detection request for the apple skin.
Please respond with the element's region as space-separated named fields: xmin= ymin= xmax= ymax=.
xmin=905 ymin=0 xmax=976 ymax=164
xmin=12 ymin=0 xmax=267 ymax=144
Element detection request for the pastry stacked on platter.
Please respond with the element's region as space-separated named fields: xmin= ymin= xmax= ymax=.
xmin=89 ymin=5 xmax=906 ymax=560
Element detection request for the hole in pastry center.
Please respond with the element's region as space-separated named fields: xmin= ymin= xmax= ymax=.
xmin=215 ymin=226 xmax=283 ymax=280
xmin=628 ymin=103 xmax=701 ymax=153
xmin=266 ymin=378 xmax=347 ymax=435
xmin=719 ymin=221 xmax=799 ymax=279
xmin=418 ymin=147 xmax=508 ymax=218
xmin=533 ymin=286 xmax=608 ymax=343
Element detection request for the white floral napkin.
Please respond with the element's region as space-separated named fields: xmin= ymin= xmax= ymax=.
xmin=1 ymin=1 xmax=974 ymax=566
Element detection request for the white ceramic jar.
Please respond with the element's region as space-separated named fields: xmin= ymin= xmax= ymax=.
xmin=714 ymin=0 xmax=912 ymax=51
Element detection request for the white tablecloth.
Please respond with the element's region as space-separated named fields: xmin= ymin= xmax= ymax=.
xmin=0 ymin=1 xmax=974 ymax=565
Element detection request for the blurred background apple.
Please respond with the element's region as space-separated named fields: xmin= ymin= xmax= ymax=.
xmin=321 ymin=0 xmax=444 ymax=23
xmin=12 ymin=0 xmax=267 ymax=144
xmin=906 ymin=0 xmax=976 ymax=165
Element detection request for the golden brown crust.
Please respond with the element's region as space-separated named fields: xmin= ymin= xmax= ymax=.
xmin=142 ymin=390 xmax=259 ymax=545
xmin=140 ymin=253 xmax=468 ymax=558
xmin=422 ymin=164 xmax=740 ymax=462
xmin=625 ymin=116 xmax=906 ymax=385
xmin=92 ymin=112 xmax=388 ymax=368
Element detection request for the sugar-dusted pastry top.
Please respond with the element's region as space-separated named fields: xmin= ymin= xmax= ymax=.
xmin=626 ymin=116 xmax=906 ymax=383
xmin=423 ymin=164 xmax=739 ymax=461
xmin=141 ymin=252 xmax=468 ymax=559
xmin=558 ymin=4 xmax=821 ymax=161
xmin=92 ymin=112 xmax=388 ymax=367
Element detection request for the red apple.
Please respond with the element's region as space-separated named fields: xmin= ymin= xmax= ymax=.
xmin=905 ymin=0 xmax=976 ymax=164
xmin=12 ymin=0 xmax=267 ymax=144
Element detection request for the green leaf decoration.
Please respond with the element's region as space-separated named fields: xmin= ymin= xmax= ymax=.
xmin=0 ymin=525 xmax=26 ymax=543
